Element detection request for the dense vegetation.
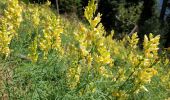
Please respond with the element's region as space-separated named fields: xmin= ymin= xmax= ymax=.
xmin=24 ymin=0 xmax=170 ymax=47
xmin=0 ymin=0 xmax=169 ymax=99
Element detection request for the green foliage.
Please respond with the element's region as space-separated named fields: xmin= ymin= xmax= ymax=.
xmin=117 ymin=2 xmax=142 ymax=33
xmin=59 ymin=0 xmax=82 ymax=13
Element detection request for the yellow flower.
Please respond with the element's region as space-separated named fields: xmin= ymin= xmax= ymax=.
xmin=127 ymin=32 xmax=139 ymax=49
xmin=0 ymin=0 xmax=22 ymax=57
xmin=99 ymin=66 xmax=112 ymax=78
xmin=67 ymin=65 xmax=82 ymax=89
xmin=137 ymin=68 xmax=157 ymax=83
xmin=28 ymin=37 xmax=38 ymax=63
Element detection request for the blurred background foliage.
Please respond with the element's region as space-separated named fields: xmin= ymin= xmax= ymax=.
xmin=21 ymin=0 xmax=170 ymax=48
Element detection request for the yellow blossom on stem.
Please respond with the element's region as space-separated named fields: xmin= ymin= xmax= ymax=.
xmin=0 ymin=0 xmax=22 ymax=57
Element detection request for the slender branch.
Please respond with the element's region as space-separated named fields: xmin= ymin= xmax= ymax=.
xmin=55 ymin=0 xmax=59 ymax=15
xmin=128 ymin=24 xmax=138 ymax=36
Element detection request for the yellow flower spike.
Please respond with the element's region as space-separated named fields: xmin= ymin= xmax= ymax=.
xmin=80 ymin=45 xmax=89 ymax=57
xmin=137 ymin=67 xmax=157 ymax=84
xmin=38 ymin=13 xmax=63 ymax=60
xmin=28 ymin=36 xmax=38 ymax=63
xmin=98 ymin=66 xmax=112 ymax=78
xmin=45 ymin=0 xmax=51 ymax=6
xmin=32 ymin=8 xmax=40 ymax=26
xmin=0 ymin=0 xmax=22 ymax=57
xmin=79 ymin=23 xmax=87 ymax=33
xmin=165 ymin=59 xmax=169 ymax=66
xmin=84 ymin=0 xmax=97 ymax=24
xmin=127 ymin=32 xmax=139 ymax=49
xmin=87 ymin=54 xmax=93 ymax=66
xmin=91 ymin=13 xmax=102 ymax=28
xmin=67 ymin=65 xmax=82 ymax=89
xmin=143 ymin=58 xmax=150 ymax=67
xmin=143 ymin=33 xmax=160 ymax=68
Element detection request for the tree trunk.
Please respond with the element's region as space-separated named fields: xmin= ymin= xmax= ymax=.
xmin=160 ymin=0 xmax=168 ymax=21
xmin=56 ymin=0 xmax=59 ymax=15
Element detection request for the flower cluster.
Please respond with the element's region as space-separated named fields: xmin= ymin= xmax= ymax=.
xmin=66 ymin=1 xmax=161 ymax=96
xmin=143 ymin=34 xmax=160 ymax=66
xmin=26 ymin=3 xmax=63 ymax=62
xmin=136 ymin=34 xmax=160 ymax=84
xmin=4 ymin=0 xmax=22 ymax=31
xmin=28 ymin=36 xmax=38 ymax=63
xmin=26 ymin=5 xmax=40 ymax=62
xmin=127 ymin=32 xmax=139 ymax=50
xmin=67 ymin=65 xmax=81 ymax=89
xmin=0 ymin=0 xmax=22 ymax=57
xmin=39 ymin=15 xmax=63 ymax=59
xmin=84 ymin=0 xmax=97 ymax=26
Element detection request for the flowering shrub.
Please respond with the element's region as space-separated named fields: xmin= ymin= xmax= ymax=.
xmin=20 ymin=2 xmax=63 ymax=62
xmin=0 ymin=0 xmax=169 ymax=99
xmin=64 ymin=1 xmax=162 ymax=99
